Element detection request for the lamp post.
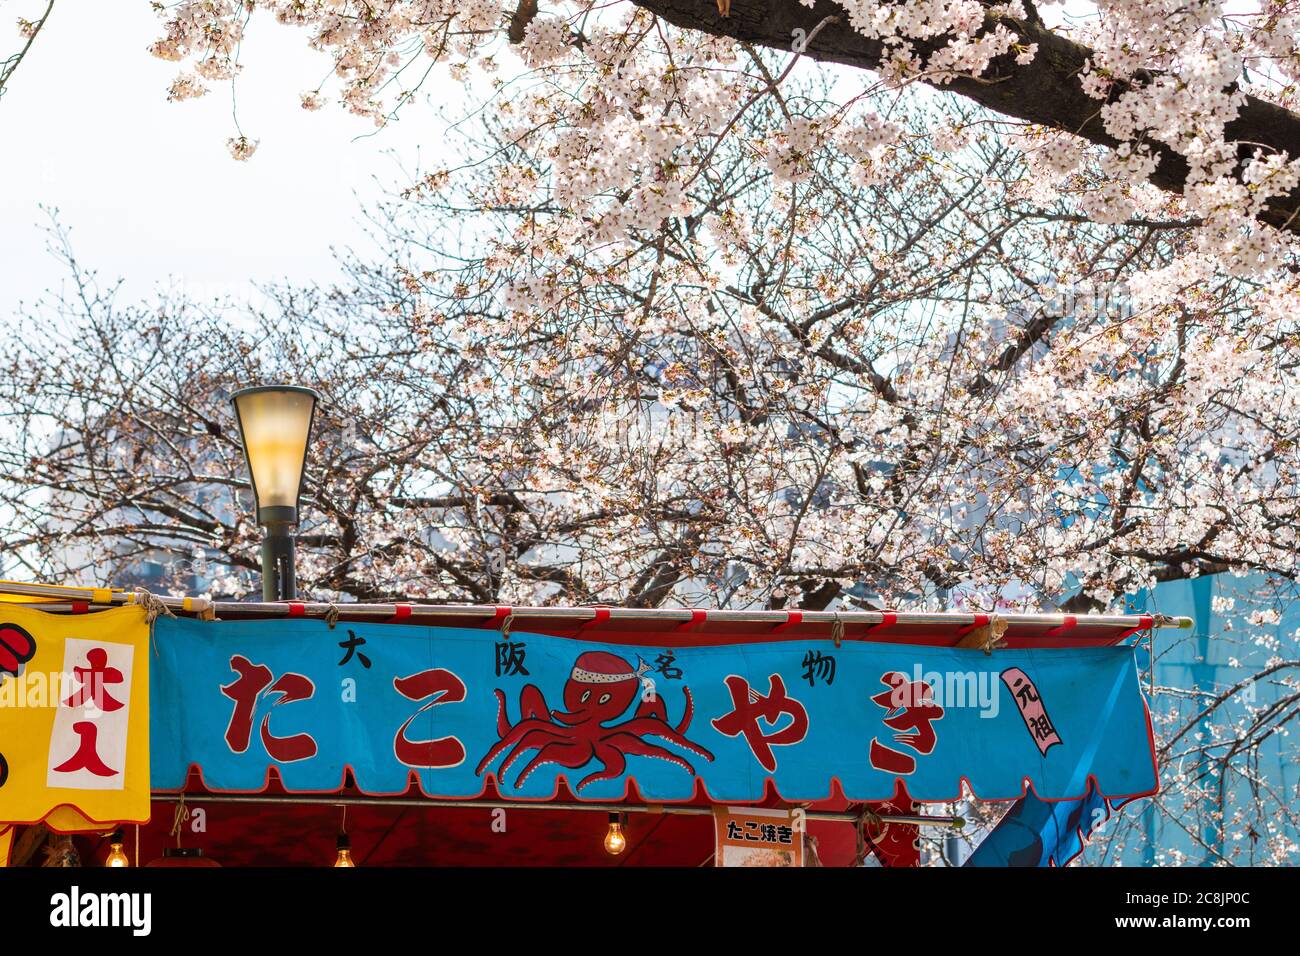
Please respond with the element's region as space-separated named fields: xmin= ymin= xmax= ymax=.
xmin=231 ymin=385 xmax=319 ymax=601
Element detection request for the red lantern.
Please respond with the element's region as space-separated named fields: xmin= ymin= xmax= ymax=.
xmin=145 ymin=847 xmax=221 ymax=867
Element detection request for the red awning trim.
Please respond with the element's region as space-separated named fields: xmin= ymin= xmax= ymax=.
xmin=1043 ymin=615 xmax=1078 ymax=638
xmin=153 ymin=762 xmax=1157 ymax=809
xmin=1114 ymin=614 xmax=1157 ymax=641
xmin=865 ymin=611 xmax=897 ymax=634
xmin=954 ymin=613 xmax=990 ymax=637
xmin=578 ymin=606 xmax=611 ymax=630
xmin=770 ymin=610 xmax=802 ymax=634
xmin=18 ymin=593 xmax=1190 ymax=649
xmin=195 ymin=606 xmax=1179 ymax=649
xmin=122 ymin=787 xmax=882 ymax=865
xmin=674 ymin=609 xmax=708 ymax=632
xmin=16 ymin=603 xmax=1180 ymax=650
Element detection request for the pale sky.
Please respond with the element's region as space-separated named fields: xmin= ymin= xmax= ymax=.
xmin=0 ymin=1 xmax=1188 ymax=326
xmin=0 ymin=0 xmax=445 ymax=319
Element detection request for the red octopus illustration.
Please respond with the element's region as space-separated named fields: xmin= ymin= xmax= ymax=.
xmin=475 ymin=651 xmax=714 ymax=790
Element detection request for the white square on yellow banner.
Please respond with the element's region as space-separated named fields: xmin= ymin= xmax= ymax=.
xmin=46 ymin=637 xmax=136 ymax=791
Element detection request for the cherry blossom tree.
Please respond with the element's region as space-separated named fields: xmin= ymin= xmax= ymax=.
xmin=134 ymin=0 xmax=1300 ymax=249
xmin=124 ymin=5 xmax=1300 ymax=616
xmin=9 ymin=80 xmax=1296 ymax=615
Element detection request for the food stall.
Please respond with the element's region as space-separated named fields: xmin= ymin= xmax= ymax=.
xmin=0 ymin=581 xmax=1189 ymax=867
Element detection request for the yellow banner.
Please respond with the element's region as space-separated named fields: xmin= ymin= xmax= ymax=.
xmin=0 ymin=604 xmax=150 ymax=830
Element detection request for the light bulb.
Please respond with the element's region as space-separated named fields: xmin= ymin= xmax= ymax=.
xmin=334 ymin=833 xmax=356 ymax=867
xmin=105 ymin=843 xmax=129 ymax=867
xmin=604 ymin=814 xmax=626 ymax=856
xmin=105 ymin=830 xmax=129 ymax=868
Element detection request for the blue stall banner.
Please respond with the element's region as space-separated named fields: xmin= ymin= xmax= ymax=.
xmin=150 ymin=618 xmax=1158 ymax=803
xmin=964 ymin=778 xmax=1140 ymax=867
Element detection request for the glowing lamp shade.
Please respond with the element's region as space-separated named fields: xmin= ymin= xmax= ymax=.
xmin=231 ymin=385 xmax=318 ymax=520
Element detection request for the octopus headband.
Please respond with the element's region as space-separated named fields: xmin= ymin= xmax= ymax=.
xmin=570 ymin=666 xmax=636 ymax=684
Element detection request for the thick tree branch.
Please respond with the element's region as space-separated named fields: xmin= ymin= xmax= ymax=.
xmin=508 ymin=0 xmax=539 ymax=44
xmin=632 ymin=0 xmax=1300 ymax=234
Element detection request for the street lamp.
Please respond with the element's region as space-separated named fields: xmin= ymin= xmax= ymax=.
xmin=231 ymin=385 xmax=319 ymax=601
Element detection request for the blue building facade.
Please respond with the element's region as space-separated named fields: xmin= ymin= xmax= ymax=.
xmin=1081 ymin=573 xmax=1299 ymax=865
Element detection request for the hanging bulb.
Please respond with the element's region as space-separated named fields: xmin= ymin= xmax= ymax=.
xmin=604 ymin=813 xmax=626 ymax=856
xmin=333 ymin=805 xmax=355 ymax=867
xmin=334 ymin=832 xmax=356 ymax=867
xmin=105 ymin=830 xmax=129 ymax=868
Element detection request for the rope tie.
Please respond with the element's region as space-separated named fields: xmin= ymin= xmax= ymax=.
xmin=500 ymin=613 xmax=514 ymax=639
xmin=831 ymin=612 xmax=844 ymax=649
xmin=134 ymin=588 xmax=176 ymax=657
xmin=803 ymin=832 xmax=823 ymax=867
xmin=956 ymin=613 xmax=1009 ymax=655
xmin=851 ymin=807 xmax=885 ymax=866
xmin=981 ymin=613 xmax=1008 ymax=655
xmin=169 ymin=794 xmax=189 ymax=847
xmin=324 ymin=603 xmax=341 ymax=629
xmin=861 ymin=806 xmax=884 ymax=837
xmin=133 ymin=587 xmax=176 ymax=625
